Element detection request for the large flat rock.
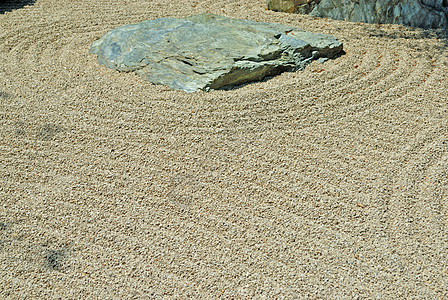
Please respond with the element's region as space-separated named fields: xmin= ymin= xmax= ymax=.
xmin=89 ymin=13 xmax=343 ymax=92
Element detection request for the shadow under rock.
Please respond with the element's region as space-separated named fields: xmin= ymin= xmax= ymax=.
xmin=0 ymin=0 xmax=36 ymax=14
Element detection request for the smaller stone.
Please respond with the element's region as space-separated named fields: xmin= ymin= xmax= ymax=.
xmin=267 ymin=0 xmax=448 ymax=29
xmin=268 ymin=0 xmax=316 ymax=14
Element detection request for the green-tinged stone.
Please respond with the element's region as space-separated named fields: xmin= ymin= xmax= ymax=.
xmin=90 ymin=13 xmax=343 ymax=92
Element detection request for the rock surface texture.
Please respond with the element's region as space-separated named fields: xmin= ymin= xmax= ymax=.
xmin=267 ymin=0 xmax=448 ymax=29
xmin=90 ymin=13 xmax=343 ymax=92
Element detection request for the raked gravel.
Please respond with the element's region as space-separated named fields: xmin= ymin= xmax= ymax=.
xmin=1 ymin=0 xmax=448 ymax=298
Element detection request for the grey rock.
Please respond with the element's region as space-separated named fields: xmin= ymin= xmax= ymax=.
xmin=90 ymin=13 xmax=343 ymax=92
xmin=267 ymin=0 xmax=448 ymax=29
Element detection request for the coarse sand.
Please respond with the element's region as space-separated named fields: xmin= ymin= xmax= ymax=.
xmin=1 ymin=0 xmax=448 ymax=298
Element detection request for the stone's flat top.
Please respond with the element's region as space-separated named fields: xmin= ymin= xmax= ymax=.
xmin=90 ymin=13 xmax=343 ymax=92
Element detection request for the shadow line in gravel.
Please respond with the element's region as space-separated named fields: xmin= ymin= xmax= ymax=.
xmin=366 ymin=26 xmax=448 ymax=48
xmin=0 ymin=0 xmax=36 ymax=14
